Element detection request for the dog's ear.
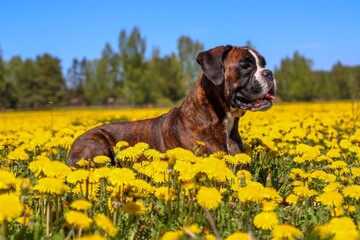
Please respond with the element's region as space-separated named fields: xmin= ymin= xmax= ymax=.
xmin=196 ymin=45 xmax=232 ymax=85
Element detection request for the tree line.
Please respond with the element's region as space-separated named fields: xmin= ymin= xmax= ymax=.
xmin=0 ymin=27 xmax=359 ymax=109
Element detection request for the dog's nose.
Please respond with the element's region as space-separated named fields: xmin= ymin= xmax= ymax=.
xmin=261 ymin=69 xmax=273 ymax=79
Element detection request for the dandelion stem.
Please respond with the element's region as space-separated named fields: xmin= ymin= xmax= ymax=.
xmin=77 ymin=228 xmax=82 ymax=238
xmin=0 ymin=220 xmax=8 ymax=240
xmin=55 ymin=196 xmax=59 ymax=225
xmin=46 ymin=198 xmax=51 ymax=237
xmin=203 ymin=207 xmax=220 ymax=239
xmin=40 ymin=198 xmax=45 ymax=225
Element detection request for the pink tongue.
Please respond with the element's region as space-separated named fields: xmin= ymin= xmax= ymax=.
xmin=264 ymin=93 xmax=275 ymax=100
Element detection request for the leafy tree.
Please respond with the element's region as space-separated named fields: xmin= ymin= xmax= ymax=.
xmin=66 ymin=58 xmax=84 ymax=101
xmin=0 ymin=50 xmax=9 ymax=109
xmin=275 ymin=51 xmax=314 ymax=101
xmin=13 ymin=59 xmax=39 ymax=108
xmin=82 ymin=58 xmax=99 ymax=105
xmin=311 ymin=71 xmax=332 ymax=100
xmin=146 ymin=48 xmax=185 ymax=105
xmin=330 ymin=62 xmax=354 ymax=99
xmin=118 ymin=27 xmax=148 ymax=105
xmin=35 ymin=54 xmax=66 ymax=107
xmin=95 ymin=43 xmax=120 ymax=103
xmin=177 ymin=36 xmax=204 ymax=93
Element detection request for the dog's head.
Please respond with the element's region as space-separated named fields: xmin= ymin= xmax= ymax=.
xmin=196 ymin=45 xmax=276 ymax=111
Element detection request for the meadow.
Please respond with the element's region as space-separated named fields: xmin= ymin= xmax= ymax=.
xmin=1 ymin=102 xmax=360 ymax=240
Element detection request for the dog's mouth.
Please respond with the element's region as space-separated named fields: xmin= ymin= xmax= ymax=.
xmin=235 ymin=92 xmax=275 ymax=112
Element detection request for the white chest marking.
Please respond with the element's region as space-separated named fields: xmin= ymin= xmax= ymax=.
xmin=224 ymin=110 xmax=244 ymax=151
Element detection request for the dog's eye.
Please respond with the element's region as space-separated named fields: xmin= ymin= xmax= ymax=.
xmin=239 ymin=62 xmax=251 ymax=69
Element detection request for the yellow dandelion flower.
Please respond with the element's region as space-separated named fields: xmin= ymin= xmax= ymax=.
xmin=310 ymin=170 xmax=336 ymax=183
xmin=75 ymin=233 xmax=107 ymax=240
xmin=285 ymin=194 xmax=299 ymax=205
xmin=295 ymin=143 xmax=312 ymax=154
xmin=196 ymin=187 xmax=222 ymax=210
xmin=144 ymin=149 xmax=165 ymax=161
xmin=351 ymin=167 xmax=360 ymax=177
xmin=166 ymin=148 xmax=198 ymax=163
xmin=237 ymin=181 xmax=264 ymax=203
xmin=93 ymin=155 xmax=111 ymax=165
xmin=174 ymin=161 xmax=197 ymax=182
xmin=339 ymin=139 xmax=352 ymax=150
xmin=76 ymin=159 xmax=91 ymax=168
xmin=263 ymin=187 xmax=283 ymax=203
xmin=253 ymin=211 xmax=279 ymax=230
xmin=114 ymin=141 xmax=129 ymax=152
xmin=0 ymin=170 xmax=17 ymax=190
xmin=195 ymin=157 xmax=235 ymax=183
xmin=94 ymin=213 xmax=118 ymax=237
xmin=183 ymin=224 xmax=201 ymax=235
xmin=302 ymin=147 xmax=320 ymax=161
xmin=122 ymin=201 xmax=148 ymax=215
xmin=316 ymin=191 xmax=343 ymax=207
xmin=16 ymin=216 xmax=30 ymax=226
xmin=316 ymin=155 xmax=333 ymax=163
xmin=348 ymin=145 xmax=359 ymax=154
xmin=132 ymin=161 xmax=150 ymax=173
xmin=42 ymin=160 xmax=72 ymax=178
xmin=272 ymin=224 xmax=302 ymax=240
xmin=151 ymin=171 xmax=169 ymax=184
xmin=205 ymin=234 xmax=217 ymax=240
xmin=262 ymin=200 xmax=278 ymax=212
xmin=161 ymin=230 xmax=183 ymax=240
xmin=155 ymin=186 xmax=175 ymax=201
xmin=331 ymin=206 xmax=344 ymax=217
xmin=66 ymin=169 xmax=90 ymax=184
xmin=326 ymin=149 xmax=341 ymax=159
xmin=109 ymin=168 xmax=135 ymax=186
xmin=236 ymin=170 xmax=252 ymax=182
xmin=29 ymin=157 xmax=71 ymax=178
xmin=223 ymin=155 xmax=237 ymax=165
xmin=0 ymin=193 xmax=23 ymax=224
xmin=293 ymin=156 xmax=305 ymax=163
xmin=226 ymin=232 xmax=253 ymax=240
xmin=182 ymin=181 xmax=195 ymax=196
xmin=211 ymin=151 xmax=226 ymax=159
xmin=329 ymin=160 xmax=347 ymax=170
xmin=134 ymin=142 xmax=149 ymax=152
xmin=28 ymin=156 xmax=51 ymax=176
xmin=93 ymin=167 xmax=112 ymax=181
xmin=7 ymin=147 xmax=29 ymax=161
xmin=70 ymin=199 xmax=92 ymax=211
xmin=320 ymin=217 xmax=359 ymax=240
xmin=116 ymin=146 xmax=142 ymax=162
xmin=323 ymin=182 xmax=342 ymax=192
xmin=33 ymin=177 xmax=69 ymax=195
xmin=65 ymin=210 xmax=92 ymax=229
xmin=260 ymin=138 xmax=278 ymax=152
xmin=290 ymin=168 xmax=309 ymax=180
xmin=72 ymin=182 xmax=99 ymax=202
xmin=195 ymin=140 xmax=206 ymax=147
xmin=344 ymin=205 xmax=356 ymax=214
xmin=293 ymin=186 xmax=317 ymax=197
xmin=129 ymin=179 xmax=153 ymax=193
xmin=342 ymin=185 xmax=360 ymax=200
xmin=234 ymin=153 xmax=252 ymax=164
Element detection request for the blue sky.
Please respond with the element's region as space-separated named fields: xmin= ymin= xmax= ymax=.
xmin=1 ymin=0 xmax=359 ymax=73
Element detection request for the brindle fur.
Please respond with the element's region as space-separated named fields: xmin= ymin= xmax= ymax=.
xmin=68 ymin=45 xmax=274 ymax=167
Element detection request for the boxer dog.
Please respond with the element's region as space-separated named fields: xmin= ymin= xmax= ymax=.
xmin=68 ymin=45 xmax=276 ymax=167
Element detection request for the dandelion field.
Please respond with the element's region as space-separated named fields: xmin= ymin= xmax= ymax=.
xmin=1 ymin=102 xmax=360 ymax=240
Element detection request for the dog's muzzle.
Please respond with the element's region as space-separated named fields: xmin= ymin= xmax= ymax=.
xmin=232 ymin=69 xmax=276 ymax=112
